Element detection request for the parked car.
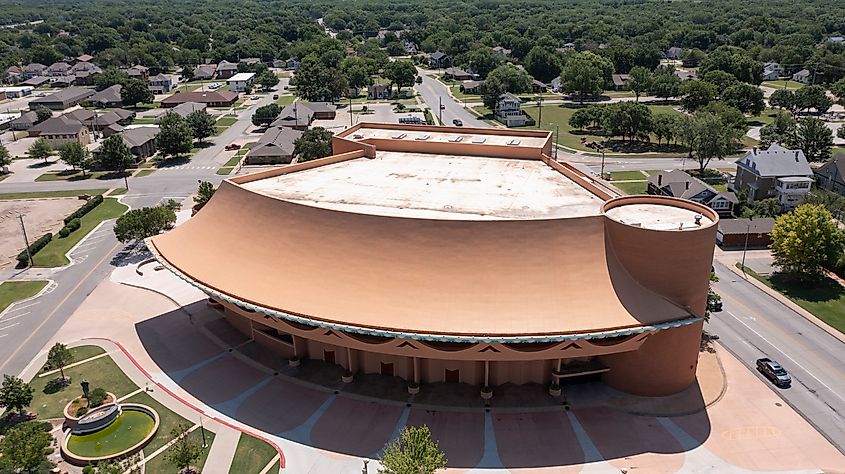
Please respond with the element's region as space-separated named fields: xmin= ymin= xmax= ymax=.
xmin=452 ymin=119 xmax=463 ymax=126
xmin=708 ymin=299 xmax=723 ymax=312
xmin=224 ymin=143 xmax=241 ymax=151
xmin=273 ymin=94 xmax=279 ymax=99
xmin=756 ymin=358 xmax=791 ymax=387
xmin=250 ymin=96 xmax=259 ymax=100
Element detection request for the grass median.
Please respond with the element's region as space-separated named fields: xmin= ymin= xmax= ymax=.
xmin=32 ymin=198 xmax=128 ymax=267
xmin=229 ymin=433 xmax=277 ymax=473
xmin=0 ymin=189 xmax=108 ymax=201
xmin=0 ymin=280 xmax=48 ymax=313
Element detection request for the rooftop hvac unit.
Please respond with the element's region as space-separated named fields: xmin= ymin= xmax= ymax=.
xmin=352 ymin=133 xmax=364 ymax=139
xmin=391 ymin=133 xmax=407 ymax=139
xmin=415 ymin=134 xmax=430 ymax=140
xmin=507 ymin=139 xmax=521 ymax=145
xmin=448 ymin=136 xmax=463 ymax=142
xmin=471 ymin=137 xmax=486 ymax=144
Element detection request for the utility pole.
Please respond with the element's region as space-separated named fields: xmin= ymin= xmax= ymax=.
xmin=438 ymin=96 xmax=442 ymax=125
xmin=537 ymin=95 xmax=543 ymax=128
xmin=349 ymin=96 xmax=353 ymax=127
xmin=741 ymin=219 xmax=751 ymax=274
xmin=555 ymin=124 xmax=560 ymax=161
xmin=600 ymin=146 xmax=606 ymax=178
xmin=19 ymin=215 xmax=32 ymax=267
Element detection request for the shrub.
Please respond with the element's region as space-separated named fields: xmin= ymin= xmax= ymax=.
xmin=16 ymin=233 xmax=52 ymax=265
xmin=58 ymin=218 xmax=81 ymax=238
xmin=63 ymin=194 xmax=103 ymax=225
xmin=88 ymin=388 xmax=107 ymax=407
xmin=75 ymin=406 xmax=89 ymax=417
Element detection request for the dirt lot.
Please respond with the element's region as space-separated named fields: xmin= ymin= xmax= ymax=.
xmin=0 ymin=198 xmax=81 ymax=268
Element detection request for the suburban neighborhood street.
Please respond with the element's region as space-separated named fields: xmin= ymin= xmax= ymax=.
xmin=710 ymin=261 xmax=845 ymax=453
xmin=414 ymin=70 xmax=489 ymax=128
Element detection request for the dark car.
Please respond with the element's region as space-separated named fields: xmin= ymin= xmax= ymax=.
xmin=224 ymin=143 xmax=241 ymax=151
xmin=756 ymin=358 xmax=791 ymax=387
xmin=708 ymin=299 xmax=723 ymax=312
xmin=452 ymin=119 xmax=463 ymax=126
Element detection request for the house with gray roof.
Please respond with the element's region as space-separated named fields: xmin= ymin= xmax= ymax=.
xmin=87 ymin=84 xmax=123 ymax=107
xmin=193 ymin=64 xmax=216 ymax=81
xmin=216 ymin=60 xmax=238 ymax=79
xmin=792 ymin=69 xmax=811 ymax=84
xmin=495 ymin=93 xmax=529 ymax=127
xmin=23 ymin=63 xmax=47 ymax=79
xmin=245 ymin=126 xmax=304 ymax=165
xmin=8 ymin=111 xmax=39 ymax=131
xmin=95 ymin=127 xmax=159 ymax=162
xmin=647 ymin=169 xmax=737 ymax=216
xmin=21 ymin=76 xmax=50 ymax=88
xmin=29 ymin=87 xmax=95 ymax=110
xmin=163 ymin=101 xmax=207 ymax=119
xmin=27 ymin=115 xmax=91 ymax=147
xmin=733 ymin=143 xmax=813 ymax=210
xmin=47 ymin=62 xmax=71 ymax=76
xmin=427 ymin=51 xmax=450 ymax=69
xmin=814 ymin=155 xmax=845 ymax=197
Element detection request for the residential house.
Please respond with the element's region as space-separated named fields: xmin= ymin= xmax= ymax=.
xmin=561 ymin=42 xmax=576 ymax=50
xmin=29 ymin=87 xmax=95 ymax=110
xmin=492 ymin=46 xmax=511 ymax=58
xmin=762 ymin=62 xmax=784 ymax=81
xmin=531 ymin=79 xmax=548 ymax=93
xmin=347 ymin=86 xmax=361 ymax=97
xmin=51 ymin=76 xmax=75 ymax=88
xmin=126 ymin=65 xmax=150 ymax=81
xmin=226 ymin=72 xmax=255 ymax=92
xmin=401 ymin=40 xmax=418 ymax=54
xmin=0 ymin=86 xmax=33 ymax=98
xmin=161 ymin=91 xmax=239 ymax=107
xmin=733 ymin=144 xmax=814 ymax=210
xmin=86 ymin=85 xmax=123 ymax=108
xmin=647 ymin=169 xmax=737 ymax=216
xmin=8 ymin=111 xmax=39 ymax=131
xmin=611 ymin=74 xmax=632 ymax=90
xmin=76 ymin=54 xmax=95 ymax=63
xmin=115 ymin=127 xmax=159 ymax=161
xmin=814 ymin=155 xmax=845 ymax=196
xmin=284 ymin=58 xmax=301 ymax=71
xmin=664 ymin=47 xmax=684 ymax=60
xmin=271 ymin=59 xmax=286 ymax=69
xmin=193 ymin=65 xmax=216 ymax=81
xmin=163 ymin=102 xmax=207 ymax=119
xmin=716 ymin=217 xmax=776 ymax=248
xmin=73 ymin=68 xmax=101 ymax=86
xmin=20 ymin=76 xmax=50 ymax=88
xmin=428 ymin=51 xmax=450 ymax=69
xmin=675 ymin=69 xmax=698 ymax=81
xmin=304 ymin=102 xmax=337 ymax=120
xmin=23 ymin=63 xmax=47 ymax=79
xmin=27 ymin=115 xmax=91 ymax=147
xmin=828 ymin=36 xmax=845 ymax=44
xmin=550 ymin=77 xmax=562 ymax=92
xmin=240 ymin=57 xmax=261 ymax=66
xmin=444 ymin=67 xmax=473 ymax=81
xmin=216 ymin=60 xmax=238 ymax=79
xmin=368 ymin=83 xmax=392 ymax=100
xmin=792 ymin=69 xmax=811 ymax=84
xmin=149 ymin=74 xmax=176 ymax=94
xmin=70 ymin=61 xmax=100 ymax=75
xmin=245 ymin=126 xmax=304 ymax=165
xmin=4 ymin=66 xmax=22 ymax=84
xmin=460 ymin=80 xmax=483 ymax=94
xmin=495 ymin=93 xmax=530 ymax=127
xmin=64 ymin=108 xmax=134 ymax=133
xmin=46 ymin=62 xmax=70 ymax=77
xmin=269 ymin=102 xmax=336 ymax=130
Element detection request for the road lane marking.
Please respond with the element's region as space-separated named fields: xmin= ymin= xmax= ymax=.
xmin=0 ymin=322 xmax=20 ymax=331
xmin=0 ymin=312 xmax=30 ymax=323
xmin=0 ymin=240 xmax=123 ymax=373
xmin=6 ymin=302 xmax=40 ymax=313
xmin=723 ymin=309 xmax=845 ymax=404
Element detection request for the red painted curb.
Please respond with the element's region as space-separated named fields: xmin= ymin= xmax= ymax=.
xmin=83 ymin=337 xmax=286 ymax=469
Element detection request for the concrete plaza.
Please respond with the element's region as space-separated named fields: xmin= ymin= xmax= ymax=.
xmin=22 ymin=260 xmax=845 ymax=473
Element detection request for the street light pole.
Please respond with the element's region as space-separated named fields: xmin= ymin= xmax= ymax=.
xmin=600 ymin=147 xmax=606 ymax=178
xmin=19 ymin=215 xmax=32 ymax=267
xmin=200 ymin=416 xmax=208 ymax=448
xmin=438 ymin=96 xmax=442 ymax=125
xmin=741 ymin=220 xmax=751 ymax=274
xmin=555 ymin=124 xmax=560 ymax=161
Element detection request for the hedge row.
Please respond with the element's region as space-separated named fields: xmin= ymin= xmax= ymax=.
xmin=17 ymin=233 xmax=52 ymax=265
xmin=58 ymin=218 xmax=81 ymax=238
xmin=63 ymin=195 xmax=103 ymax=225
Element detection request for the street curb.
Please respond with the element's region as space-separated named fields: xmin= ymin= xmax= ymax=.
xmin=728 ymin=263 xmax=845 ymax=344
xmin=0 ymin=278 xmax=56 ymax=318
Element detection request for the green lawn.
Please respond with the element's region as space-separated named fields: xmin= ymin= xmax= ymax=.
xmin=228 ymin=433 xmax=278 ymax=474
xmin=29 ymin=349 xmax=138 ymax=419
xmin=135 ymin=169 xmax=156 ymax=177
xmin=763 ymin=80 xmax=803 ymax=91
xmin=0 ymin=280 xmax=48 ymax=313
xmin=477 ymin=103 xmax=686 ymax=156
xmin=449 ymin=85 xmax=480 ymax=102
xmin=32 ymin=198 xmax=127 ymax=267
xmin=275 ymin=95 xmax=296 ymax=106
xmin=609 ymin=171 xmax=648 ymax=181
xmin=746 ymin=108 xmax=781 ymax=127
xmin=216 ymin=167 xmax=234 ymax=175
xmin=712 ymin=183 xmax=728 ymax=192
xmin=0 ymin=189 xmax=109 ymax=201
xmin=223 ymin=155 xmax=242 ymax=167
xmin=133 ymin=117 xmax=158 ymax=125
xmin=107 ymin=188 xmax=127 ymax=196
xmin=66 ymin=410 xmax=155 ymax=457
xmin=744 ymin=267 xmax=845 ymax=335
xmin=214 ymin=114 xmax=238 ymax=135
xmin=614 ymin=181 xmax=648 ymax=195
xmin=35 ymin=170 xmax=115 ymax=182
xmin=143 ymin=429 xmax=215 ymax=474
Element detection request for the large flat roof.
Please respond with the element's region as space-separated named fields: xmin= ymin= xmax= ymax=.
xmin=342 ymin=126 xmax=549 ymax=149
xmin=240 ymin=151 xmax=604 ymax=220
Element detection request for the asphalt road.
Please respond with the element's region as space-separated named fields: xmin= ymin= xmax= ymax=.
xmin=414 ymin=70 xmax=490 ymax=128
xmin=709 ymin=261 xmax=845 ymax=454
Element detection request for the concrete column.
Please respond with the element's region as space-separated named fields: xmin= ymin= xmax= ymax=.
xmin=484 ymin=360 xmax=490 ymax=387
xmin=292 ymin=335 xmax=306 ymax=358
xmin=347 ymin=347 xmax=357 ymax=373
xmin=413 ymin=357 xmax=420 ymax=383
xmin=557 ymin=358 xmax=562 ymax=371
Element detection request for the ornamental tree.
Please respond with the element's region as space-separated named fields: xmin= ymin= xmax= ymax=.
xmin=113 ymin=204 xmax=177 ymax=243
xmin=0 ymin=144 xmax=11 ymax=172
xmin=156 ymin=112 xmax=193 ymax=159
xmin=28 ymin=137 xmax=53 ymax=164
xmin=194 ymin=181 xmax=216 ymax=207
xmin=0 ymin=374 xmax=33 ymax=415
xmin=165 ymin=423 xmax=203 ymax=473
xmin=47 ymin=342 xmax=72 ymax=380
xmin=59 ymin=141 xmax=93 ymax=177
xmin=0 ymin=422 xmax=53 ymax=473
xmin=252 ymin=103 xmax=280 ymax=127
xmin=98 ymin=134 xmax=134 ymax=171
xmin=122 ymin=78 xmax=154 ymax=107
xmin=294 ymin=127 xmax=333 ymax=162
xmin=771 ymin=204 xmax=845 ymax=280
xmin=186 ymin=110 xmax=215 ymax=144
xmin=383 ymin=60 xmax=417 ymax=94
xmin=628 ymin=66 xmax=652 ymax=102
xmin=379 ymin=425 xmax=447 ymax=474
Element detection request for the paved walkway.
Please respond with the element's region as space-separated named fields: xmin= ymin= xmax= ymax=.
xmin=21 ymin=267 xmax=845 ymax=473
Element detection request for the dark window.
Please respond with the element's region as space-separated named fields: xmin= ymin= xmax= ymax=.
xmin=445 ymin=369 xmax=460 ymax=383
xmin=323 ymin=350 xmax=335 ymax=364
xmin=380 ymin=362 xmax=394 ymax=376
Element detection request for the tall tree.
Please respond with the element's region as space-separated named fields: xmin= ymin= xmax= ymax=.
xmin=759 ymin=112 xmax=796 ymax=147
xmin=155 ymin=112 xmax=193 ymax=159
xmin=768 ymin=89 xmax=797 ymax=115
xmin=628 ymin=66 xmax=652 ymax=102
xmin=251 ymin=103 xmax=281 ymax=127
xmin=0 ymin=422 xmax=53 ymax=473
xmin=47 ymin=343 xmax=72 ymax=381
xmin=295 ymin=53 xmax=347 ymax=102
xmin=0 ymin=145 xmax=11 ymax=173
xmin=194 ymin=181 xmax=216 ymax=208
xmin=28 ymin=137 xmax=53 ymax=164
xmin=113 ymin=204 xmax=177 ymax=242
xmin=94 ymin=68 xmax=129 ymax=91
xmin=701 ymin=70 xmax=739 ymax=95
xmin=722 ymin=83 xmax=765 ymax=115
xmin=59 ymin=141 xmax=93 ymax=176
xmin=186 ymin=110 xmax=215 ymax=144
xmin=560 ymin=52 xmax=609 ymax=104
xmin=379 ymin=425 xmax=447 ymax=474
xmin=34 ymin=107 xmax=52 ymax=124
xmin=788 ymin=117 xmax=833 ymax=162
xmin=680 ymin=80 xmax=717 ymax=112
xmin=771 ymin=204 xmax=845 ymax=280
xmin=98 ymin=134 xmax=134 ymax=171
xmin=255 ymin=70 xmax=279 ymax=91
xmin=793 ymin=85 xmax=833 ymax=115
xmin=460 ymin=47 xmax=502 ymax=79
xmin=0 ymin=375 xmax=33 ymax=415
xmin=294 ymin=127 xmax=333 ymax=162
xmin=831 ymin=78 xmax=845 ymax=107
xmin=691 ymin=111 xmax=741 ymax=173
xmin=121 ymin=78 xmax=154 ymax=107
xmin=383 ymin=60 xmax=417 ymax=94
xmin=649 ymin=71 xmax=682 ymax=99
xmin=523 ymin=46 xmax=560 ymax=83
xmin=479 ymin=64 xmax=532 ymax=109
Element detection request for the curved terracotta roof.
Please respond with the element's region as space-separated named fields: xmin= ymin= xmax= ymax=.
xmin=149 ymin=180 xmax=697 ymax=340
